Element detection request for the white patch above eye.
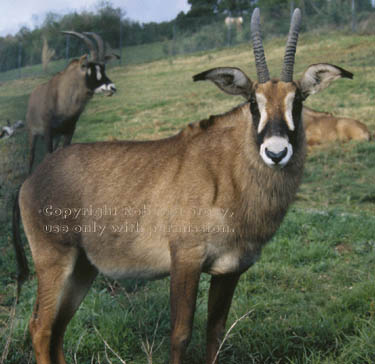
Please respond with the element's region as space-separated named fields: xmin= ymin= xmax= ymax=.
xmin=87 ymin=68 xmax=91 ymax=76
xmin=284 ymin=91 xmax=295 ymax=131
xmin=96 ymin=65 xmax=102 ymax=81
xmin=256 ymin=93 xmax=268 ymax=134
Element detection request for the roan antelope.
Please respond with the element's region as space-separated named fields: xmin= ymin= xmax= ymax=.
xmin=225 ymin=16 xmax=244 ymax=30
xmin=303 ymin=105 xmax=370 ymax=146
xmin=26 ymin=31 xmax=117 ymax=174
xmin=13 ymin=9 xmax=354 ymax=364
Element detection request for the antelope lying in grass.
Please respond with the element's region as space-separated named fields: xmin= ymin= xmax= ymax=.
xmin=13 ymin=9 xmax=354 ymax=364
xmin=26 ymin=31 xmax=117 ymax=174
xmin=0 ymin=119 xmax=24 ymax=139
xmin=303 ymin=106 xmax=370 ymax=146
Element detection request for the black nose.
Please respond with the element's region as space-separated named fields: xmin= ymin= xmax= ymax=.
xmin=265 ymin=147 xmax=288 ymax=164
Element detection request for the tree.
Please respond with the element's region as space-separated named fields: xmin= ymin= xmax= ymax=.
xmin=217 ymin=0 xmax=254 ymax=15
xmin=187 ymin=0 xmax=219 ymax=17
xmin=41 ymin=36 xmax=55 ymax=73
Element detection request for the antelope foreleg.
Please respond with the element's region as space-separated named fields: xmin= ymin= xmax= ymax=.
xmin=28 ymin=134 xmax=38 ymax=175
xmin=169 ymin=244 xmax=204 ymax=364
xmin=53 ymin=135 xmax=61 ymax=151
xmin=62 ymin=128 xmax=75 ymax=147
xmin=45 ymin=128 xmax=53 ymax=154
xmin=206 ymin=273 xmax=240 ymax=364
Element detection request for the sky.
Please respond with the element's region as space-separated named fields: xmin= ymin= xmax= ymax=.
xmin=0 ymin=0 xmax=191 ymax=37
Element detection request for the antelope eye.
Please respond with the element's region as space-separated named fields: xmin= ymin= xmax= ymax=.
xmin=250 ymin=97 xmax=259 ymax=113
xmin=294 ymin=91 xmax=304 ymax=102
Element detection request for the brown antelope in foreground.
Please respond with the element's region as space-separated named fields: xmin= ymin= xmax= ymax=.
xmin=13 ymin=9 xmax=354 ymax=364
xmin=26 ymin=31 xmax=117 ymax=174
xmin=303 ymin=106 xmax=370 ymax=146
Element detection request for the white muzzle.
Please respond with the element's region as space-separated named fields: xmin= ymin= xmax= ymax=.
xmin=260 ymin=136 xmax=293 ymax=168
xmin=94 ymin=83 xmax=117 ymax=96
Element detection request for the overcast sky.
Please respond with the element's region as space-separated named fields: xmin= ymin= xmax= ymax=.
xmin=0 ymin=0 xmax=191 ymax=37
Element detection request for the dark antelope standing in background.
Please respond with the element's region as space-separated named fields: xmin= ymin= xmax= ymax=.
xmin=26 ymin=31 xmax=117 ymax=174
xmin=13 ymin=9 xmax=353 ymax=364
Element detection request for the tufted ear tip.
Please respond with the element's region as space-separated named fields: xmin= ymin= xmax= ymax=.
xmin=193 ymin=71 xmax=209 ymax=82
xmin=193 ymin=69 xmax=226 ymax=84
xmin=339 ymin=67 xmax=354 ymax=79
xmin=192 ymin=67 xmax=252 ymax=99
xmin=299 ymin=63 xmax=353 ymax=99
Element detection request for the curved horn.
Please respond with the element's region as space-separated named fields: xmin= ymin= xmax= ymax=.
xmin=61 ymin=31 xmax=98 ymax=61
xmin=84 ymin=32 xmax=105 ymax=62
xmin=280 ymin=9 xmax=302 ymax=82
xmin=250 ymin=8 xmax=270 ymax=83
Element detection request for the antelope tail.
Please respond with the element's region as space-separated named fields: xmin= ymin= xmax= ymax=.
xmin=12 ymin=188 xmax=29 ymax=302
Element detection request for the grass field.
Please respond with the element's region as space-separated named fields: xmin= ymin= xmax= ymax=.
xmin=0 ymin=31 xmax=375 ymax=364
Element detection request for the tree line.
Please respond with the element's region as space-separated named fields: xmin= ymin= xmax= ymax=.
xmin=0 ymin=0 xmax=374 ymax=73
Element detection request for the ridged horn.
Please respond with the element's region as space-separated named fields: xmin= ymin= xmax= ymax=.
xmin=280 ymin=9 xmax=302 ymax=82
xmin=61 ymin=31 xmax=98 ymax=61
xmin=250 ymin=8 xmax=270 ymax=84
xmin=84 ymin=32 xmax=105 ymax=62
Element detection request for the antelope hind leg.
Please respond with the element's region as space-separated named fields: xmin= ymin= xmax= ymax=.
xmin=29 ymin=245 xmax=97 ymax=364
xmin=50 ymin=249 xmax=98 ymax=364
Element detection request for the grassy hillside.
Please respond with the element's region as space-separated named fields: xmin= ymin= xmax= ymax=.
xmin=1 ymin=31 xmax=375 ymax=364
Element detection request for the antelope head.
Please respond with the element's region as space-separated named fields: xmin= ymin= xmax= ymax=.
xmin=193 ymin=8 xmax=353 ymax=168
xmin=62 ymin=31 xmax=118 ymax=96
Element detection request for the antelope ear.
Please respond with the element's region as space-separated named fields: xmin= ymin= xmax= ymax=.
xmin=193 ymin=67 xmax=252 ymax=99
xmin=79 ymin=54 xmax=89 ymax=69
xmin=104 ymin=53 xmax=120 ymax=63
xmin=299 ymin=63 xmax=353 ymax=99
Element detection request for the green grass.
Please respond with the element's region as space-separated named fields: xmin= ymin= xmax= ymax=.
xmin=1 ymin=31 xmax=375 ymax=364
